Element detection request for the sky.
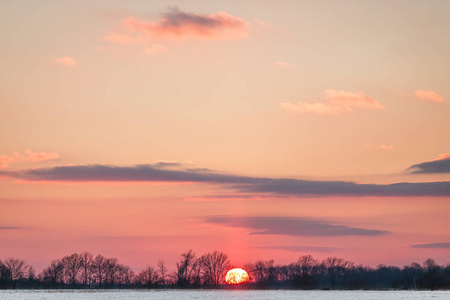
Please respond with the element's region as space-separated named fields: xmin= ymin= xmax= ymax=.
xmin=1 ymin=0 xmax=450 ymax=272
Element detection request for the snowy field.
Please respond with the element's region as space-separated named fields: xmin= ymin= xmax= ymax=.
xmin=1 ymin=290 xmax=450 ymax=300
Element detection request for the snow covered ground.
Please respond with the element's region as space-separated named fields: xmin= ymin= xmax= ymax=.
xmin=1 ymin=290 xmax=450 ymax=300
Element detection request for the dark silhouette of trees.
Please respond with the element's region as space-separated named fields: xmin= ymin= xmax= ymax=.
xmin=250 ymin=260 xmax=275 ymax=287
xmin=1 ymin=258 xmax=29 ymax=289
xmin=420 ymin=258 xmax=446 ymax=290
xmin=38 ymin=252 xmax=134 ymax=289
xmin=322 ymin=257 xmax=353 ymax=289
xmin=175 ymin=249 xmax=196 ymax=287
xmin=2 ymin=251 xmax=450 ymax=290
xmin=157 ymin=260 xmax=167 ymax=286
xmin=104 ymin=258 xmax=119 ymax=287
xmin=79 ymin=251 xmax=93 ymax=287
xmin=116 ymin=264 xmax=134 ymax=287
xmin=42 ymin=259 xmax=64 ymax=287
xmin=138 ymin=266 xmax=159 ymax=288
xmin=0 ymin=260 xmax=9 ymax=289
xmin=295 ymin=255 xmax=319 ymax=288
xmin=92 ymin=254 xmax=108 ymax=287
xmin=61 ymin=253 xmax=83 ymax=286
xmin=199 ymin=250 xmax=230 ymax=286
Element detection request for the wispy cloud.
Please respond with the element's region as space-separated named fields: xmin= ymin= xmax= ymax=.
xmin=256 ymin=20 xmax=271 ymax=30
xmin=2 ymin=163 xmax=450 ymax=197
xmin=410 ymin=242 xmax=450 ymax=249
xmin=360 ymin=144 xmax=395 ymax=152
xmin=379 ymin=144 xmax=395 ymax=151
xmin=273 ymin=61 xmax=294 ymax=69
xmin=183 ymin=194 xmax=285 ymax=202
xmin=152 ymin=160 xmax=182 ymax=168
xmin=436 ymin=153 xmax=450 ymax=160
xmin=280 ymin=90 xmax=384 ymax=115
xmin=204 ymin=215 xmax=388 ymax=236
xmin=53 ymin=56 xmax=77 ymax=66
xmin=110 ymin=7 xmax=249 ymax=43
xmin=255 ymin=245 xmax=337 ymax=253
xmin=0 ymin=150 xmax=60 ymax=169
xmin=407 ymin=154 xmax=450 ymax=174
xmin=414 ymin=90 xmax=444 ymax=103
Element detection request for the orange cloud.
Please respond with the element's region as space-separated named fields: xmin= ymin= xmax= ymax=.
xmin=53 ymin=56 xmax=77 ymax=66
xmin=0 ymin=155 xmax=15 ymax=169
xmin=273 ymin=61 xmax=294 ymax=69
xmin=0 ymin=150 xmax=60 ymax=169
xmin=359 ymin=144 xmax=395 ymax=153
xmin=436 ymin=153 xmax=450 ymax=160
xmin=414 ymin=90 xmax=444 ymax=103
xmin=256 ymin=20 xmax=271 ymax=30
xmin=407 ymin=154 xmax=450 ymax=174
xmin=379 ymin=144 xmax=395 ymax=151
xmin=281 ymin=90 xmax=384 ymax=115
xmin=119 ymin=7 xmax=249 ymax=42
xmin=145 ymin=44 xmax=169 ymax=55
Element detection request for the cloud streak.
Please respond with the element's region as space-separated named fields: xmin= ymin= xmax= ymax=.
xmin=0 ymin=150 xmax=60 ymax=169
xmin=204 ymin=216 xmax=388 ymax=237
xmin=109 ymin=7 xmax=249 ymax=43
xmin=53 ymin=56 xmax=77 ymax=66
xmin=410 ymin=243 xmax=450 ymax=249
xmin=255 ymin=245 xmax=337 ymax=253
xmin=414 ymin=90 xmax=444 ymax=103
xmin=281 ymin=90 xmax=384 ymax=115
xmin=2 ymin=163 xmax=450 ymax=197
xmin=407 ymin=154 xmax=450 ymax=174
xmin=273 ymin=61 xmax=294 ymax=69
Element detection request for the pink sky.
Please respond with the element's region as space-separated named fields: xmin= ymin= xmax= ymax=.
xmin=1 ymin=1 xmax=450 ymax=272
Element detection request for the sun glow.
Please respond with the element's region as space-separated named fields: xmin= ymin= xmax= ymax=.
xmin=225 ymin=268 xmax=249 ymax=284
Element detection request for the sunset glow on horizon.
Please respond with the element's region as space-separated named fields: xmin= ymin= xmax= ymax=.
xmin=225 ymin=268 xmax=249 ymax=285
xmin=1 ymin=0 xmax=450 ymax=275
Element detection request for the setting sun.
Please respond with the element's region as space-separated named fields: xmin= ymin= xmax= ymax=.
xmin=225 ymin=268 xmax=249 ymax=285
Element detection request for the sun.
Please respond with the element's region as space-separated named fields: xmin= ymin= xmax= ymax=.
xmin=225 ymin=268 xmax=249 ymax=284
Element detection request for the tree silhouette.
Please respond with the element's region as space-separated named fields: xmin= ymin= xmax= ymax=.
xmin=157 ymin=260 xmax=167 ymax=286
xmin=199 ymin=251 xmax=230 ymax=286
xmin=138 ymin=266 xmax=159 ymax=288
xmin=175 ymin=249 xmax=196 ymax=287
xmin=2 ymin=258 xmax=29 ymax=289
xmin=2 ymin=251 xmax=450 ymax=290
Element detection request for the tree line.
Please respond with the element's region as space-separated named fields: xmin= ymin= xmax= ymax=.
xmin=1 ymin=251 xmax=450 ymax=290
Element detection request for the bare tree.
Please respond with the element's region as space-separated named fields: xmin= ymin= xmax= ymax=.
xmin=104 ymin=258 xmax=119 ymax=287
xmin=190 ymin=260 xmax=202 ymax=287
xmin=138 ymin=266 xmax=159 ymax=288
xmin=3 ymin=258 xmax=29 ymax=289
xmin=0 ymin=259 xmax=10 ymax=289
xmin=61 ymin=253 xmax=82 ymax=286
xmin=42 ymin=259 xmax=63 ymax=287
xmin=199 ymin=251 xmax=230 ymax=286
xmin=28 ymin=265 xmax=36 ymax=281
xmin=157 ymin=260 xmax=167 ymax=286
xmin=322 ymin=257 xmax=353 ymax=289
xmin=92 ymin=254 xmax=108 ymax=287
xmin=79 ymin=252 xmax=93 ymax=287
xmin=296 ymin=255 xmax=318 ymax=287
xmin=175 ymin=250 xmax=196 ymax=287
xmin=116 ymin=264 xmax=134 ymax=286
xmin=251 ymin=260 xmax=274 ymax=284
